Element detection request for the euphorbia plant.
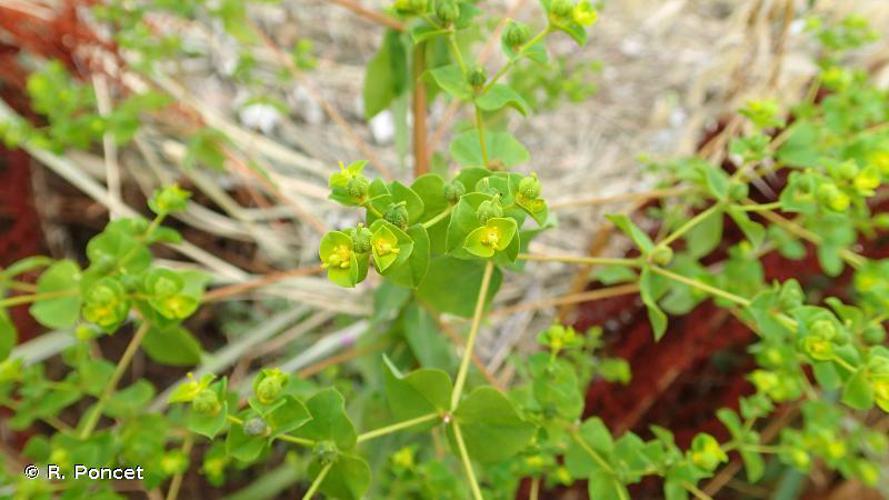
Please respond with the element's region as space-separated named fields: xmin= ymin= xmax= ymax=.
xmin=1 ymin=2 xmax=888 ymax=500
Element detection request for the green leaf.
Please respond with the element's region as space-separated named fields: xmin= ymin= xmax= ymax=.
xmin=105 ymin=380 xmax=155 ymax=418
xmin=450 ymin=387 xmax=535 ymax=463
xmin=606 ymin=214 xmax=654 ymax=254
xmin=0 ymin=310 xmax=16 ymax=360
xmin=30 ymin=260 xmax=82 ymax=329
xmin=727 ymin=207 xmax=765 ymax=248
xmin=383 ymin=355 xmax=451 ymax=422
xmin=292 ymin=388 xmax=357 ymax=450
xmin=475 ymin=84 xmax=530 ymax=115
xmin=364 ymin=29 xmax=407 ymax=119
xmin=310 ymin=454 xmax=371 ymax=500
xmin=528 ymin=353 xmax=583 ymax=419
xmin=703 ymin=167 xmax=730 ymax=200
xmin=410 ymin=25 xmax=449 ymax=44
xmin=265 ymin=396 xmax=312 ymax=437
xmin=449 ymin=129 xmax=530 ymax=168
xmin=685 ymin=208 xmax=723 ymax=257
xmin=86 ymin=224 xmax=152 ymax=275
xmin=142 ymin=325 xmax=202 ymax=366
xmin=841 ymin=368 xmax=873 ymax=410
xmin=411 ymin=174 xmax=449 ymax=224
xmin=564 ymin=418 xmax=616 ymax=478
xmin=226 ymin=416 xmax=267 ymax=462
xmin=427 ymin=64 xmax=471 ymax=100
xmin=401 ymin=303 xmax=455 ymax=371
xmin=416 ymin=256 xmax=502 ymax=317
xmin=588 ymin=469 xmax=630 ymax=500
xmin=189 ymin=378 xmax=229 ymax=439
xmin=776 ymin=121 xmax=820 ymax=167
xmin=640 ymin=267 xmax=668 ymax=340
xmin=385 ymin=224 xmax=430 ymax=288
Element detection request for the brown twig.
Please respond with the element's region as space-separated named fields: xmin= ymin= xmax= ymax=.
xmin=413 ymin=42 xmax=430 ymax=176
xmin=492 ymin=283 xmax=640 ymax=318
xmin=203 ymin=265 xmax=324 ymax=302
xmin=252 ymin=22 xmax=394 ymax=180
xmin=328 ymin=0 xmax=404 ymax=31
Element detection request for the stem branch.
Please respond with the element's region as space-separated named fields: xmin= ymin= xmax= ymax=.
xmin=451 ymin=260 xmax=494 ymax=409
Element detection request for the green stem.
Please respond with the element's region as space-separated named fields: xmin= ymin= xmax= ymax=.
xmin=451 ymin=260 xmax=495 ymax=409
xmin=301 ymin=462 xmax=333 ymax=500
xmin=278 ymin=434 xmax=317 ymax=447
xmin=0 ymin=289 xmax=78 ymax=308
xmin=482 ymin=25 xmax=552 ymax=93
xmin=517 ymin=253 xmax=640 ymax=267
xmin=736 ymin=201 xmax=781 ymax=212
xmin=79 ymin=321 xmax=151 ymax=439
xmin=227 ymin=415 xmax=315 ymax=447
xmin=422 ymin=206 xmax=454 ymax=228
xmin=659 ymin=203 xmax=722 ymax=247
xmin=832 ymin=355 xmax=856 ymax=373
xmin=452 ymin=421 xmax=484 ymax=500
xmin=529 ymin=476 xmax=540 ymax=500
xmin=570 ymin=432 xmax=616 ymax=475
xmin=362 ymin=200 xmax=383 ymax=218
xmin=474 ymin=105 xmax=489 ymax=167
xmin=356 ymin=412 xmax=440 ymax=443
xmin=165 ymin=433 xmax=194 ymax=500
xmin=682 ymin=482 xmax=713 ymax=500
xmin=447 ymin=32 xmax=467 ymax=74
xmin=650 ymin=266 xmax=750 ymax=307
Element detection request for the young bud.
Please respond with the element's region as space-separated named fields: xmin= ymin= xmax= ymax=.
xmin=352 ymin=225 xmax=373 ymax=253
xmin=728 ymin=181 xmax=749 ymax=202
xmin=649 ymin=245 xmax=674 ymax=266
xmin=817 ymin=183 xmax=850 ymax=212
xmin=346 ymin=175 xmax=370 ymax=202
xmin=384 ymin=201 xmax=410 ymax=229
xmin=518 ymin=173 xmax=541 ymax=199
xmin=435 ymin=0 xmax=459 ymax=23
xmin=550 ymin=0 xmax=574 ymax=18
xmin=444 ymin=179 xmax=466 ymax=203
xmin=254 ymin=368 xmax=288 ymax=405
xmin=149 ymin=183 xmax=191 ymax=215
xmin=827 ymin=160 xmax=858 ymax=180
xmin=313 ymin=440 xmax=339 ymax=465
xmin=192 ymin=388 xmax=222 ymax=416
xmin=503 ymin=20 xmax=531 ymax=48
xmin=243 ymin=416 xmax=268 ymax=437
xmin=393 ymin=0 xmax=427 ymax=15
xmin=467 ymin=67 xmax=487 ymax=89
xmin=476 ymin=197 xmax=503 ymax=224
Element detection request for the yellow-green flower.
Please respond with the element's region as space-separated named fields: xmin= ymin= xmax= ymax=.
xmin=464 ymin=217 xmax=517 ymax=258
xmin=871 ymin=377 xmax=889 ymax=410
xmin=799 ymin=336 xmax=834 ymax=361
xmin=82 ymin=277 xmax=130 ymax=330
xmin=572 ymin=0 xmax=598 ymax=27
xmin=688 ymin=433 xmax=728 ymax=472
xmin=319 ymin=231 xmax=358 ymax=287
xmin=853 ymin=166 xmax=880 ymax=194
